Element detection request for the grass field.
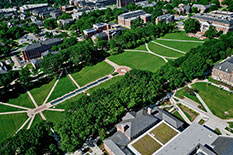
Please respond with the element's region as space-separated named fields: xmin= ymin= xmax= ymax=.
xmin=109 ymin=52 xmax=165 ymax=72
xmin=176 ymin=87 xmax=206 ymax=111
xmin=87 ymin=76 xmax=124 ymax=94
xmin=148 ymin=42 xmax=185 ymax=57
xmin=150 ymin=123 xmax=178 ymax=144
xmin=43 ymin=110 xmax=65 ymax=125
xmin=134 ymin=44 xmax=147 ymax=50
xmin=0 ymin=104 xmax=22 ymax=112
xmin=132 ymin=134 xmax=162 ymax=155
xmin=47 ymin=76 xmax=77 ymax=102
xmin=192 ymin=82 xmax=233 ymax=119
xmin=8 ymin=93 xmax=35 ymax=108
xmin=172 ymin=110 xmax=185 ymax=122
xmin=71 ymin=61 xmax=114 ymax=87
xmin=31 ymin=114 xmax=43 ymax=128
xmin=30 ymin=79 xmax=56 ymax=105
xmin=0 ymin=113 xmax=28 ymax=143
xmin=154 ymin=40 xmax=202 ymax=53
xmin=54 ymin=93 xmax=87 ymax=109
xmin=160 ymin=32 xmax=201 ymax=41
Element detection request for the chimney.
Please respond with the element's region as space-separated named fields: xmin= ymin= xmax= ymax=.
xmin=147 ymin=107 xmax=152 ymax=115
xmin=121 ymin=124 xmax=126 ymax=133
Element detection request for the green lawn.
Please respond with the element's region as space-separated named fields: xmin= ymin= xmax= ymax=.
xmin=176 ymin=87 xmax=206 ymax=112
xmin=132 ymin=134 xmax=162 ymax=155
xmin=154 ymin=40 xmax=202 ymax=53
xmin=53 ymin=93 xmax=87 ymax=109
xmin=172 ymin=111 xmax=185 ymax=122
xmin=150 ymin=123 xmax=178 ymax=144
xmin=47 ymin=76 xmax=77 ymax=102
xmin=192 ymin=82 xmax=233 ymax=119
xmin=43 ymin=110 xmax=65 ymax=125
xmin=87 ymin=76 xmax=124 ymax=94
xmin=8 ymin=93 xmax=35 ymax=109
xmin=160 ymin=31 xmax=201 ymax=41
xmin=71 ymin=61 xmax=114 ymax=87
xmin=148 ymin=42 xmax=185 ymax=57
xmin=109 ymin=52 xmax=165 ymax=72
xmin=0 ymin=113 xmax=28 ymax=143
xmin=0 ymin=104 xmax=22 ymax=112
xmin=31 ymin=114 xmax=43 ymax=128
xmin=30 ymin=79 xmax=56 ymax=106
xmin=134 ymin=44 xmax=147 ymax=51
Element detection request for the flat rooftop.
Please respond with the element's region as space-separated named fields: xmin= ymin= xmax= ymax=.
xmin=155 ymin=123 xmax=218 ymax=155
xmin=128 ymin=121 xmax=180 ymax=155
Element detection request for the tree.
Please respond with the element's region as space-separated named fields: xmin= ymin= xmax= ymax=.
xmin=19 ymin=68 xmax=31 ymax=88
xmin=0 ymin=121 xmax=62 ymax=155
xmin=192 ymin=7 xmax=199 ymax=13
xmin=58 ymin=12 xmax=72 ymax=20
xmin=205 ymin=26 xmax=218 ymax=39
xmin=44 ymin=19 xmax=57 ymax=30
xmin=40 ymin=53 xmax=64 ymax=74
xmin=184 ymin=18 xmax=200 ymax=33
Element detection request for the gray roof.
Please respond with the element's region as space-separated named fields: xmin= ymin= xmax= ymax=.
xmin=152 ymin=107 xmax=183 ymax=129
xmin=156 ymin=123 xmax=218 ymax=155
xmin=93 ymin=23 xmax=106 ymax=28
xmin=116 ymin=109 xmax=159 ymax=139
xmin=107 ymin=131 xmax=130 ymax=147
xmin=192 ymin=12 xmax=233 ymax=25
xmin=83 ymin=28 xmax=97 ymax=33
xmin=25 ymin=38 xmax=62 ymax=51
xmin=212 ymin=136 xmax=233 ymax=155
xmin=214 ymin=56 xmax=233 ymax=74
xmin=118 ymin=10 xmax=147 ymax=19
xmin=104 ymin=139 xmax=126 ymax=155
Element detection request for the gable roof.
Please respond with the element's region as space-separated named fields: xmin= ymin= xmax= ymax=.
xmin=214 ymin=56 xmax=233 ymax=74
xmin=116 ymin=109 xmax=159 ymax=138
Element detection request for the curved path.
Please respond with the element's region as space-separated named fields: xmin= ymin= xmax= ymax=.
xmin=151 ymin=41 xmax=186 ymax=54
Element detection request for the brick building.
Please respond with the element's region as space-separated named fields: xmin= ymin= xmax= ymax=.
xmin=212 ymin=56 xmax=233 ymax=86
xmin=22 ymin=38 xmax=63 ymax=61
xmin=192 ymin=11 xmax=233 ymax=33
xmin=104 ymin=107 xmax=184 ymax=155
xmin=118 ymin=10 xmax=151 ymax=28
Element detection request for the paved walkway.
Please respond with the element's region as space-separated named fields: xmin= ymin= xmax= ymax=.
xmin=145 ymin=43 xmax=168 ymax=62
xmin=0 ymin=102 xmax=30 ymax=110
xmin=43 ymin=70 xmax=64 ymax=105
xmin=173 ymin=96 xmax=231 ymax=136
xmin=27 ymin=115 xmax=35 ymax=129
xmin=0 ymin=111 xmax=27 ymax=115
xmin=104 ymin=58 xmax=131 ymax=75
xmin=104 ymin=58 xmax=120 ymax=70
xmin=187 ymin=84 xmax=213 ymax=114
xmin=16 ymin=117 xmax=31 ymax=133
xmin=66 ymin=69 xmax=81 ymax=88
xmin=156 ymin=38 xmax=204 ymax=43
xmin=27 ymin=91 xmax=38 ymax=108
xmin=151 ymin=41 xmax=186 ymax=54
xmin=47 ymin=108 xmax=65 ymax=112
